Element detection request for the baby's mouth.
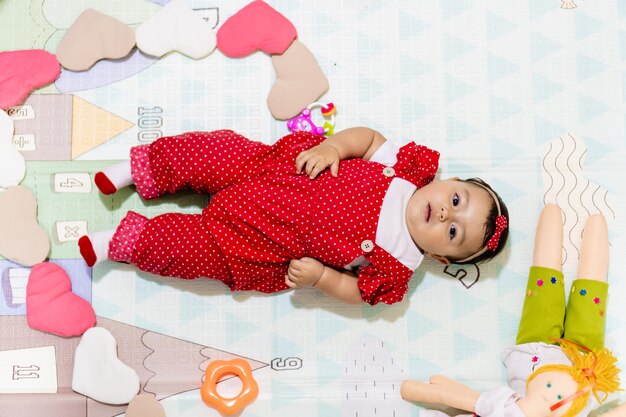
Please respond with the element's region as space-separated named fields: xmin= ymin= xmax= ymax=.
xmin=424 ymin=203 xmax=431 ymax=222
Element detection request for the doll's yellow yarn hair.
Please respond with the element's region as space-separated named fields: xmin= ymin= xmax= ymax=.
xmin=526 ymin=339 xmax=621 ymax=417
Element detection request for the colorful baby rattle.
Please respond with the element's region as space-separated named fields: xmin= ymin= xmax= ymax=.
xmin=200 ymin=358 xmax=259 ymax=415
xmin=286 ymin=102 xmax=336 ymax=136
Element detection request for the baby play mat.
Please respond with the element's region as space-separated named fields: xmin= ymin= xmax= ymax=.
xmin=2 ymin=1 xmax=626 ymax=416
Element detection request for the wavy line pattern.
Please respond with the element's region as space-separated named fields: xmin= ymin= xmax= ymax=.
xmin=541 ymin=133 xmax=615 ymax=265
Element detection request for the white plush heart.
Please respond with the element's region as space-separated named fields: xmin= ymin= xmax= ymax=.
xmin=72 ymin=327 xmax=140 ymax=405
xmin=0 ymin=110 xmax=25 ymax=188
xmin=136 ymin=0 xmax=216 ymax=59
xmin=0 ymin=109 xmax=14 ymax=145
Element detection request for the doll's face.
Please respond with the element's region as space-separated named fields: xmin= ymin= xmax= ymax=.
xmin=405 ymin=179 xmax=492 ymax=263
xmin=523 ymin=371 xmax=578 ymax=417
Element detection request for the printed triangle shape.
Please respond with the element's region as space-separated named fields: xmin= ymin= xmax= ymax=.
xmin=401 ymin=95 xmax=434 ymax=122
xmin=406 ymin=309 xmax=439 ymax=342
xmin=399 ymin=54 xmax=431 ymax=82
xmin=317 ymin=356 xmax=343 ymax=383
xmin=498 ymin=307 xmax=521 ymax=340
xmin=356 ymin=32 xmax=386 ymax=62
xmin=445 ymin=74 xmax=475 ymax=103
xmin=582 ymin=135 xmax=616 ymax=166
xmin=576 ymin=52 xmax=607 ymax=80
xmin=491 ymin=177 xmax=527 ymax=204
xmin=71 ymin=96 xmax=133 ymax=159
xmin=531 ymin=32 xmax=562 ymax=62
xmin=399 ymin=12 xmax=428 ymax=38
xmin=496 ymin=267 xmax=527 ymax=297
xmin=446 ymin=116 xmax=478 ymax=143
xmin=407 ymin=354 xmax=443 ymax=378
xmin=453 ymin=331 xmax=487 ymax=362
xmin=575 ymin=12 xmax=604 ymax=40
xmin=223 ymin=311 xmax=262 ymax=345
xmin=452 ymin=285 xmax=484 ymax=319
xmin=444 ymin=34 xmax=475 ymax=62
xmin=489 ymin=94 xmax=521 ymax=123
xmin=529 ymin=0 xmax=554 ymax=19
xmin=316 ymin=312 xmax=350 ymax=341
xmin=534 ymin=115 xmax=566 ymax=147
xmin=441 ymin=0 xmax=473 ymax=19
xmin=491 ymin=136 xmax=525 ymax=167
xmin=486 ymin=11 xmax=517 ymax=39
xmin=488 ymin=53 xmax=520 ymax=82
xmin=533 ymin=73 xmax=565 ymax=102
xmin=272 ymin=334 xmax=306 ymax=358
xmin=578 ymin=93 xmax=609 ymax=122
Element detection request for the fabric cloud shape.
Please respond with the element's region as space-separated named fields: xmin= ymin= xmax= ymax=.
xmin=0 ymin=110 xmax=25 ymax=188
xmin=0 ymin=49 xmax=60 ymax=109
xmin=136 ymin=0 xmax=216 ymax=59
xmin=26 ymin=262 xmax=96 ymax=337
xmin=0 ymin=185 xmax=49 ymax=266
xmin=72 ymin=327 xmax=140 ymax=405
xmin=56 ymin=9 xmax=136 ymax=71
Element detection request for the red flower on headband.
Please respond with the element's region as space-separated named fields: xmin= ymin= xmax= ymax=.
xmin=486 ymin=215 xmax=507 ymax=251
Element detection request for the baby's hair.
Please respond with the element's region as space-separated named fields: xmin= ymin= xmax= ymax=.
xmin=455 ymin=177 xmax=509 ymax=265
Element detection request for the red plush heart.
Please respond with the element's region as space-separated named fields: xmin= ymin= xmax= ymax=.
xmin=217 ymin=0 xmax=297 ymax=57
xmin=0 ymin=50 xmax=61 ymax=110
xmin=26 ymin=262 xmax=96 ymax=337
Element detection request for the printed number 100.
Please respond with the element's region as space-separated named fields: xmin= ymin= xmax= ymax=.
xmin=138 ymin=106 xmax=163 ymax=143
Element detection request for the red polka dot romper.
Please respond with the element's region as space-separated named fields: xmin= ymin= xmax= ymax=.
xmin=108 ymin=130 xmax=439 ymax=305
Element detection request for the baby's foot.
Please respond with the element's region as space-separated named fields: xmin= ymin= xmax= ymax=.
xmin=94 ymin=160 xmax=133 ymax=195
xmin=78 ymin=229 xmax=115 ymax=267
xmin=78 ymin=236 xmax=98 ymax=267
xmin=94 ymin=172 xmax=117 ymax=195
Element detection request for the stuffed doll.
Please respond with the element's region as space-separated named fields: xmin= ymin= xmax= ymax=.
xmin=401 ymin=204 xmax=622 ymax=417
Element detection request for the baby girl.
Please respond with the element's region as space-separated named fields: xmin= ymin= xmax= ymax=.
xmin=79 ymin=127 xmax=509 ymax=305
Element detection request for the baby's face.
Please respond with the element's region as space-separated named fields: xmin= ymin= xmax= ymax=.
xmin=405 ymin=179 xmax=492 ymax=262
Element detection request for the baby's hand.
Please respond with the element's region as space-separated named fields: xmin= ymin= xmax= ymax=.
xmin=295 ymin=143 xmax=340 ymax=179
xmin=285 ymin=257 xmax=325 ymax=288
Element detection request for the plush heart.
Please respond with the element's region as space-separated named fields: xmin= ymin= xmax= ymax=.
xmin=0 ymin=186 xmax=49 ymax=266
xmin=126 ymin=394 xmax=167 ymax=417
xmin=0 ymin=50 xmax=61 ymax=110
xmin=72 ymin=327 xmax=140 ymax=405
xmin=26 ymin=262 xmax=95 ymax=337
xmin=0 ymin=110 xmax=25 ymax=188
xmin=56 ymin=9 xmax=135 ymax=71
xmin=267 ymin=40 xmax=329 ymax=120
xmin=136 ymin=0 xmax=216 ymax=59
xmin=217 ymin=0 xmax=297 ymax=58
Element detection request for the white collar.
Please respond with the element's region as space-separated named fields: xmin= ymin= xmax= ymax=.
xmin=376 ymin=178 xmax=424 ymax=270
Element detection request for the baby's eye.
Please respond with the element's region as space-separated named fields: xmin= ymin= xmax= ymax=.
xmin=547 ymin=382 xmax=552 ymax=388
xmin=557 ymin=394 xmax=563 ymax=400
xmin=452 ymin=193 xmax=460 ymax=206
xmin=449 ymin=224 xmax=456 ymax=240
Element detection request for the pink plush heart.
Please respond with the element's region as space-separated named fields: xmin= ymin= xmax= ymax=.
xmin=217 ymin=0 xmax=297 ymax=57
xmin=0 ymin=50 xmax=61 ymax=110
xmin=26 ymin=262 xmax=96 ymax=337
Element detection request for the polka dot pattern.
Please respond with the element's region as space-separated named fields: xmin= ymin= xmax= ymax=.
xmin=120 ymin=130 xmax=439 ymax=303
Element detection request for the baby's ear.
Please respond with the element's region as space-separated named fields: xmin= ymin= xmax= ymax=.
xmin=428 ymin=253 xmax=451 ymax=265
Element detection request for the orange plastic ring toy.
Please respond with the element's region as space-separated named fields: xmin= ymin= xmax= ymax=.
xmin=200 ymin=358 xmax=259 ymax=415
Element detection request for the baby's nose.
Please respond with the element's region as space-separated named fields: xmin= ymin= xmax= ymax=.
xmin=439 ymin=207 xmax=448 ymax=221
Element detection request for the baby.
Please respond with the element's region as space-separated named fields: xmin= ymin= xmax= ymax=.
xmin=78 ymin=127 xmax=509 ymax=305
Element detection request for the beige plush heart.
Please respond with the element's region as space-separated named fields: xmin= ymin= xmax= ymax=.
xmin=126 ymin=394 xmax=167 ymax=417
xmin=56 ymin=9 xmax=135 ymax=71
xmin=267 ymin=40 xmax=329 ymax=120
xmin=0 ymin=186 xmax=49 ymax=266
